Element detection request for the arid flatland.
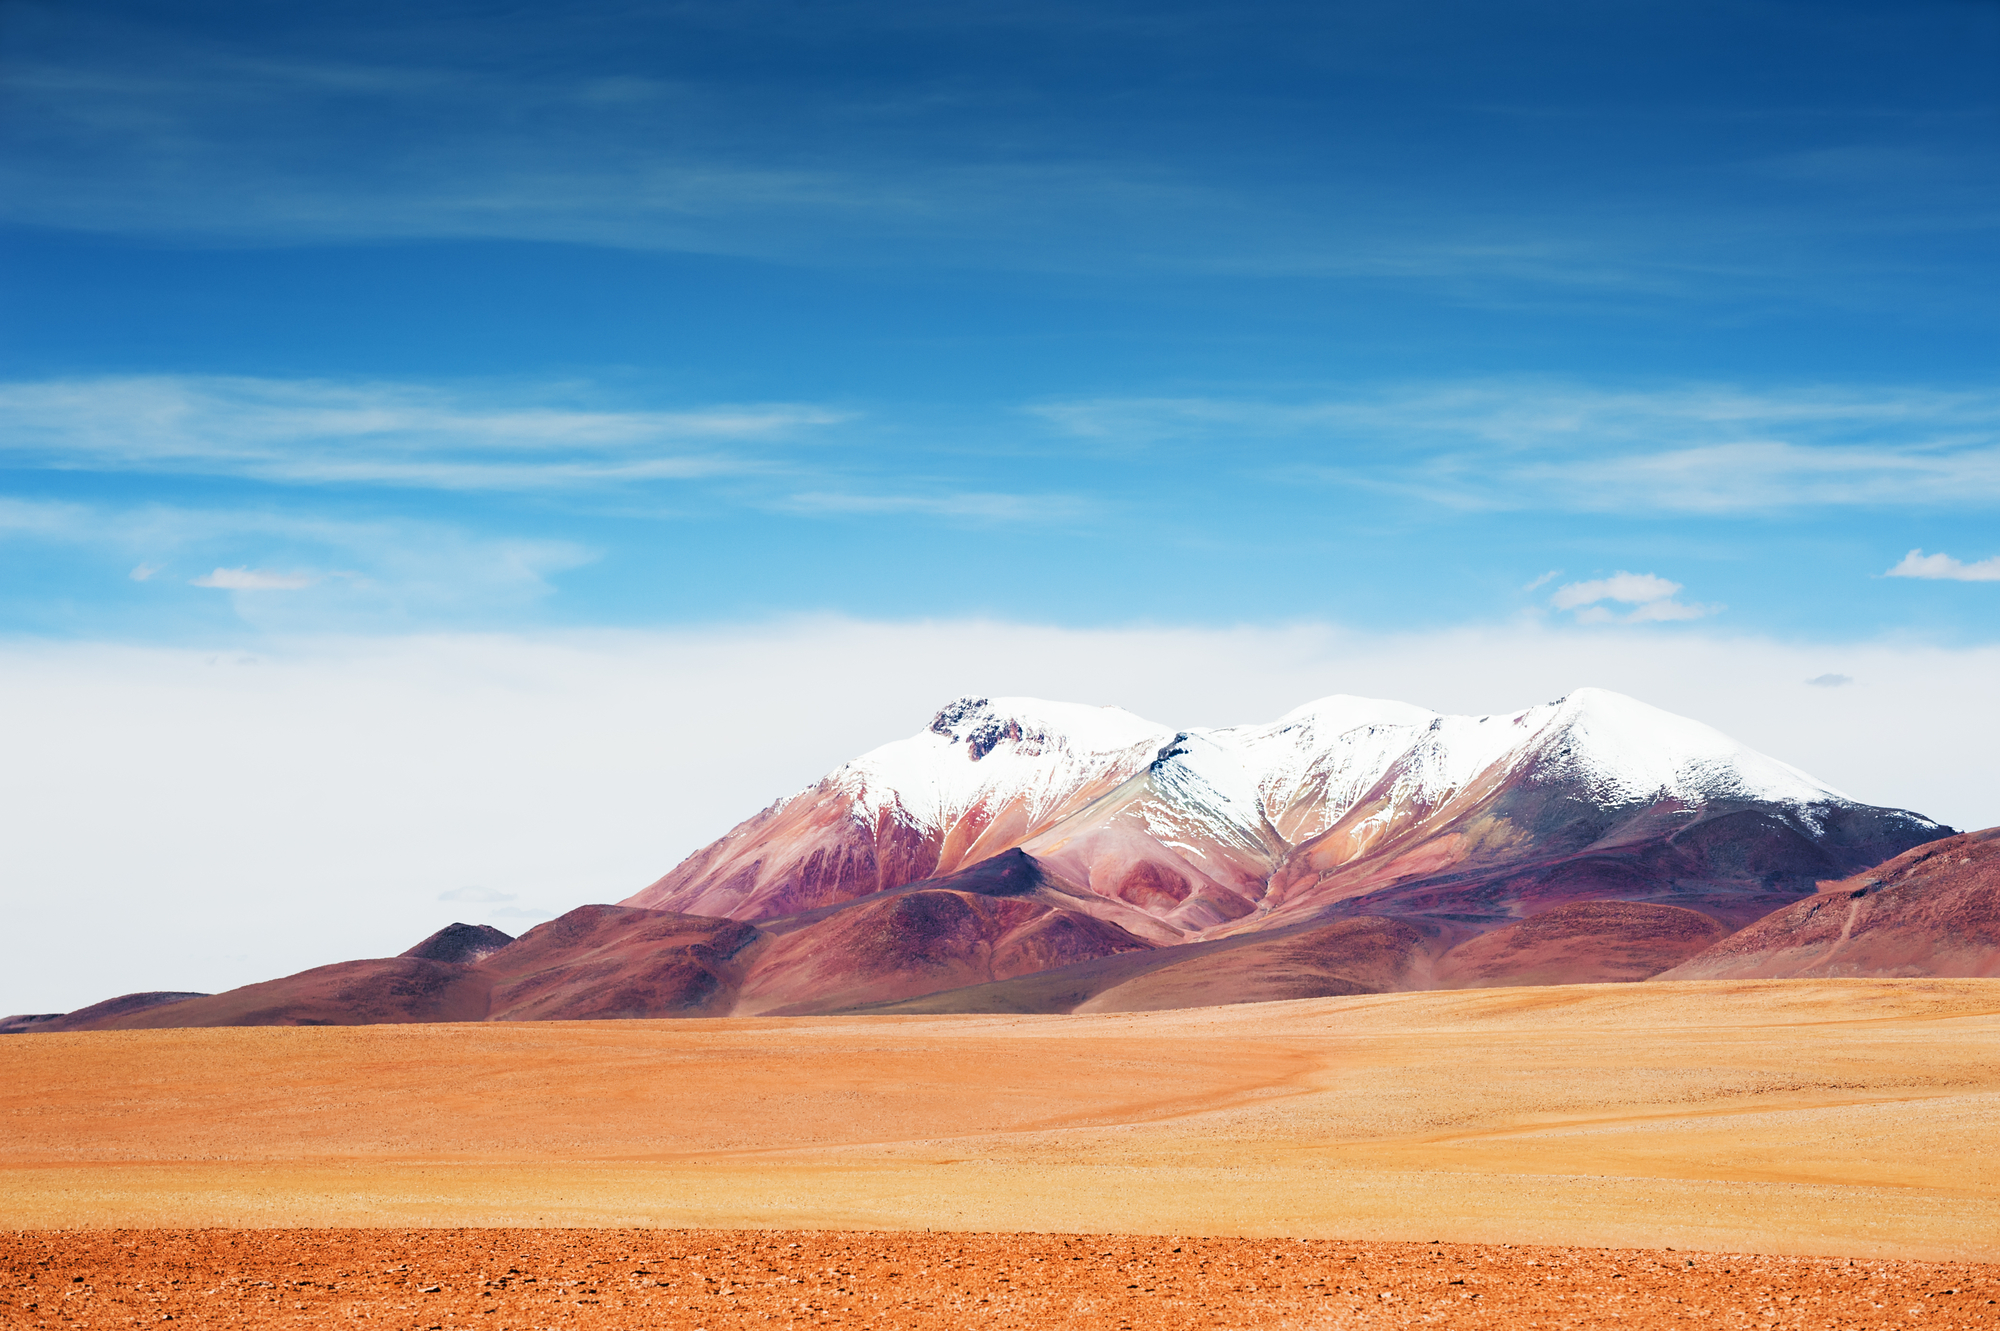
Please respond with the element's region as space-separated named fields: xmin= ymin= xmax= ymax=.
xmin=5 ymin=978 xmax=2000 ymax=1262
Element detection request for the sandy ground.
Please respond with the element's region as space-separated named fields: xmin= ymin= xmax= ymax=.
xmin=7 ymin=1228 xmax=2000 ymax=1329
xmin=4 ymin=978 xmax=2000 ymax=1261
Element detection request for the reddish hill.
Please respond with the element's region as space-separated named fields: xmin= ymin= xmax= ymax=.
xmin=1430 ymin=901 xmax=1728 ymax=989
xmin=60 ymin=909 xmax=755 ymax=1030
xmin=1 ymin=991 xmax=211 ymax=1034
xmin=77 ymin=959 xmax=491 ymax=1030
xmin=48 ymin=853 xmax=1153 ymax=1028
xmin=741 ymin=887 xmax=1151 ymax=1015
xmin=1656 ymin=827 xmax=2000 ymax=981
xmin=827 ymin=900 xmax=1729 ymax=1016
xmin=1075 ymin=917 xmax=1440 ymax=1013
xmin=481 ymin=906 xmax=755 ymax=1020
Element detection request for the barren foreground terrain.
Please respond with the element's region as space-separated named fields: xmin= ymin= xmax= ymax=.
xmin=7 ymin=1228 xmax=2000 ymax=1329
xmin=4 ymin=979 xmax=1999 ymax=1263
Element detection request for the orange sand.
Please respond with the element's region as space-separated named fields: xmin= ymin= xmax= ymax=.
xmin=4 ymin=978 xmax=1998 ymax=1260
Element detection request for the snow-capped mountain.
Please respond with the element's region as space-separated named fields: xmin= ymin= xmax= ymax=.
xmin=625 ymin=689 xmax=1943 ymax=938
xmin=32 ymin=691 xmax=1965 ymax=1030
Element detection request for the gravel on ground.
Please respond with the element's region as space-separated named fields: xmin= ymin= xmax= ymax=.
xmin=5 ymin=1228 xmax=1998 ymax=1329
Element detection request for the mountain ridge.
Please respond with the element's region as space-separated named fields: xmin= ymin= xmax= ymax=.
xmin=625 ymin=688 xmax=1939 ymax=941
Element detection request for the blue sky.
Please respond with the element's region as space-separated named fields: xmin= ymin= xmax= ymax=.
xmin=2 ymin=0 xmax=1996 ymax=644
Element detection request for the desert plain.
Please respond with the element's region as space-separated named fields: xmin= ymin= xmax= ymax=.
xmin=6 ymin=977 xmax=2000 ymax=1326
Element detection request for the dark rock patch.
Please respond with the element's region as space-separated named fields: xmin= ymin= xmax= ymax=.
xmin=401 ymin=922 xmax=515 ymax=965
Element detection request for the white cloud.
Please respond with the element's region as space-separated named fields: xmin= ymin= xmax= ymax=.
xmin=1 ymin=619 xmax=1995 ymax=1014
xmin=1522 ymin=569 xmax=1562 ymax=592
xmin=1885 ymin=549 xmax=2000 ymax=582
xmin=0 ymin=375 xmax=846 ymax=493
xmin=1551 ymin=571 xmax=1716 ymax=625
xmin=128 ymin=563 xmax=160 ymax=582
xmin=1613 ymin=598 xmax=1713 ymax=624
xmin=1551 ymin=572 xmax=1681 ymax=610
xmin=1808 ymin=673 xmax=1854 ymax=687
xmin=438 ymin=885 xmax=517 ymax=903
xmin=190 ymin=567 xmax=315 ymax=591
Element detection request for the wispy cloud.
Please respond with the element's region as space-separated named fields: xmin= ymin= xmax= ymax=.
xmin=1513 ymin=441 xmax=2000 ymax=514
xmin=0 ymin=27 xmax=1248 ymax=271
xmin=1807 ymin=673 xmax=1854 ymax=687
xmin=1885 ymin=549 xmax=2000 ymax=582
xmin=779 ymin=490 xmax=1094 ymax=523
xmin=0 ymin=496 xmax=91 ymax=536
xmin=0 ymin=376 xmax=847 ymax=493
xmin=1034 ymin=383 xmax=2000 ymax=513
xmin=5 ymin=1 xmax=1986 ymax=307
xmin=191 ymin=567 xmax=315 ymax=591
xmin=0 ymin=495 xmax=596 ymax=626
xmin=1550 ymin=572 xmax=1716 ymax=625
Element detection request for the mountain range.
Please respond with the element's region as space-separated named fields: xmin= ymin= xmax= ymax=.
xmin=7 ymin=688 xmax=1989 ymax=1033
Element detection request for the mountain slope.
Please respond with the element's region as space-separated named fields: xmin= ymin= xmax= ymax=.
xmin=1655 ymin=827 xmax=2000 ymax=980
xmin=626 ymin=697 xmax=1172 ymax=919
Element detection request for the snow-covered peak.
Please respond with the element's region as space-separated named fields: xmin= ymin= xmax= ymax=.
xmin=924 ymin=695 xmax=1166 ymax=760
xmin=834 ymin=696 xmax=1174 ymax=831
xmin=1273 ymin=694 xmax=1437 ymax=732
xmin=1527 ymin=687 xmax=1846 ymax=805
